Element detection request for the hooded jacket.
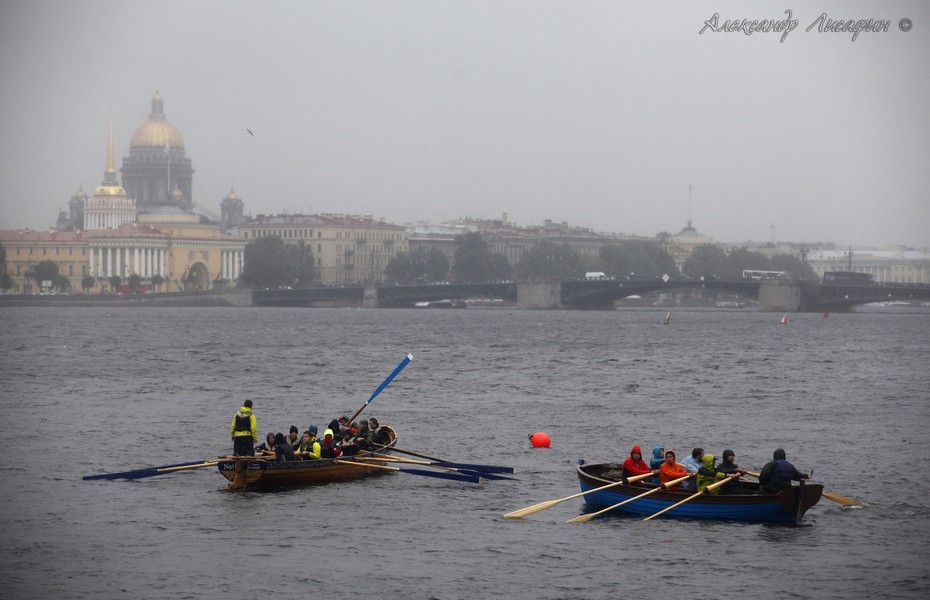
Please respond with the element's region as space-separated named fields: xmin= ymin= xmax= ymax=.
xmin=622 ymin=445 xmax=652 ymax=479
xmin=231 ymin=406 xmax=258 ymax=442
xmin=759 ymin=448 xmax=806 ymax=492
xmin=659 ymin=450 xmax=688 ymax=489
xmin=696 ymin=453 xmax=728 ymax=493
xmin=649 ymin=446 xmax=665 ymax=483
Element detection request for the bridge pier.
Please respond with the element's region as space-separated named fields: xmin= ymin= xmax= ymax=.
xmin=517 ymin=280 xmax=563 ymax=309
xmin=759 ymin=281 xmax=801 ymax=312
xmin=363 ymin=285 xmax=379 ymax=308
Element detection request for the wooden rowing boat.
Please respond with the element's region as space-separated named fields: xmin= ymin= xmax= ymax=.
xmin=218 ymin=426 xmax=397 ymax=492
xmin=577 ymin=462 xmax=823 ymax=524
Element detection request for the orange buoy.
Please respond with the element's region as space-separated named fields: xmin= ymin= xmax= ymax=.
xmin=529 ymin=432 xmax=551 ymax=448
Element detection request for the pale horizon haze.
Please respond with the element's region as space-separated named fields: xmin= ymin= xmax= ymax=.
xmin=1 ymin=0 xmax=928 ymax=248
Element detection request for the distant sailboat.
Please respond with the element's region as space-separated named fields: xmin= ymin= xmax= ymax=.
xmin=663 ymin=311 xmax=671 ymax=325
xmin=780 ymin=315 xmax=789 ymax=325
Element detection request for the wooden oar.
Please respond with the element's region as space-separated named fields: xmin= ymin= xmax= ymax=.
xmin=742 ymin=470 xmax=866 ymax=507
xmin=345 ymin=353 xmax=413 ymax=425
xmin=334 ymin=459 xmax=482 ymax=484
xmin=367 ymin=452 xmax=516 ymax=477
xmin=156 ymin=460 xmax=220 ymax=473
xmin=356 ymin=454 xmax=516 ymax=480
xmin=370 ymin=444 xmax=516 ymax=474
xmin=502 ymin=472 xmax=656 ymax=519
xmin=643 ymin=475 xmax=738 ymax=521
xmin=567 ymin=473 xmax=694 ymax=523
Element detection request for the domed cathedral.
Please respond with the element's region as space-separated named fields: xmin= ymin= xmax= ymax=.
xmin=120 ymin=92 xmax=194 ymax=213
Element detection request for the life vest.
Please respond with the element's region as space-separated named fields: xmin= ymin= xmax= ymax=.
xmin=771 ymin=459 xmax=795 ymax=485
xmin=234 ymin=412 xmax=252 ymax=433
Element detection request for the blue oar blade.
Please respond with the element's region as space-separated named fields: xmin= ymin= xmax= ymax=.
xmin=434 ymin=461 xmax=517 ymax=475
xmin=82 ymin=459 xmax=209 ymax=481
xmin=399 ymin=468 xmax=481 ymax=484
xmin=366 ymin=353 xmax=413 ymax=404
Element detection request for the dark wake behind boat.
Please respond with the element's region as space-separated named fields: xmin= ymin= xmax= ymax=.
xmin=219 ymin=426 xmax=398 ymax=492
xmin=577 ymin=462 xmax=823 ymax=524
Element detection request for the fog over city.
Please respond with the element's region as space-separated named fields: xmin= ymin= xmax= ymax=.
xmin=1 ymin=0 xmax=928 ymax=248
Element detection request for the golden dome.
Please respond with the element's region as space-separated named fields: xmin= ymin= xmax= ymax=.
xmin=130 ymin=92 xmax=185 ymax=149
xmin=94 ymin=183 xmax=127 ymax=196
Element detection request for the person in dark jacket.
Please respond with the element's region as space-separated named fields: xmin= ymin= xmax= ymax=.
xmin=717 ymin=449 xmax=751 ymax=493
xmin=759 ymin=448 xmax=808 ymax=493
xmin=274 ymin=432 xmax=296 ymax=462
xmin=319 ymin=429 xmax=342 ymax=459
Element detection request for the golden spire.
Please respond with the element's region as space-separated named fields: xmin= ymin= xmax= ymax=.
xmin=105 ymin=113 xmax=116 ymax=177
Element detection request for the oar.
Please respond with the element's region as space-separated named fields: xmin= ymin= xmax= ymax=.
xmin=156 ymin=460 xmax=220 ymax=473
xmin=345 ymin=353 xmax=413 ymax=425
xmin=371 ymin=445 xmax=516 ymax=474
xmin=742 ymin=470 xmax=866 ymax=507
xmin=367 ymin=451 xmax=517 ymax=476
xmin=643 ymin=475 xmax=738 ymax=521
xmin=567 ymin=473 xmax=694 ymax=523
xmin=83 ymin=459 xmax=213 ymax=481
xmin=502 ymin=472 xmax=656 ymax=519
xmin=356 ymin=454 xmax=516 ymax=480
xmin=334 ymin=459 xmax=482 ymax=484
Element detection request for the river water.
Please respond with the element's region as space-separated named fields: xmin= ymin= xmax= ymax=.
xmin=1 ymin=306 xmax=928 ymax=599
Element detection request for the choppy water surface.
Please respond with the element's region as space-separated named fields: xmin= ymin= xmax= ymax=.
xmin=1 ymin=306 xmax=928 ymax=599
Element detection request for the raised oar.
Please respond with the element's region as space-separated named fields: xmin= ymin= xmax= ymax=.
xmin=502 ymin=472 xmax=656 ymax=519
xmin=567 ymin=473 xmax=694 ymax=523
xmin=345 ymin=353 xmax=413 ymax=425
xmin=742 ymin=470 xmax=866 ymax=508
xmin=83 ymin=459 xmax=213 ymax=481
xmin=643 ymin=475 xmax=739 ymax=521
xmin=334 ymin=459 xmax=483 ymax=484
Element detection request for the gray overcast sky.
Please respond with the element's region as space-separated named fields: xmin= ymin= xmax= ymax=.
xmin=1 ymin=0 xmax=928 ymax=248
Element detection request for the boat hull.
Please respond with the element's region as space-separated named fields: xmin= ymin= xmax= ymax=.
xmin=577 ymin=463 xmax=822 ymax=524
xmin=218 ymin=427 xmax=397 ymax=492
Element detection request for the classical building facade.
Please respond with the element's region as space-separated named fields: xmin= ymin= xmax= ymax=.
xmin=238 ymin=213 xmax=408 ymax=284
xmin=0 ymin=94 xmax=244 ymax=293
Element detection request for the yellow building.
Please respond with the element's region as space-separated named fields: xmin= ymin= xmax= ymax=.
xmin=238 ymin=213 xmax=408 ymax=284
xmin=0 ymin=94 xmax=244 ymax=294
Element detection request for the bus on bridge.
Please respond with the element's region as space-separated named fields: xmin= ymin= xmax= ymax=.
xmin=742 ymin=269 xmax=786 ymax=280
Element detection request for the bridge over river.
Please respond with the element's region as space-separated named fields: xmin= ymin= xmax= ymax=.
xmin=251 ymin=279 xmax=930 ymax=312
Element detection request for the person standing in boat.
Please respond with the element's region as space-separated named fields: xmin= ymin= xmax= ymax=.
xmin=659 ymin=449 xmax=689 ymax=490
xmin=759 ymin=448 xmax=808 ymax=493
xmin=621 ymin=445 xmax=653 ymax=484
xmin=680 ymin=448 xmax=704 ymax=491
xmin=230 ymin=400 xmax=258 ymax=456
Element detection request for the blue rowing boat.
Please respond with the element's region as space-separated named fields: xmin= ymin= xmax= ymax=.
xmin=577 ymin=462 xmax=823 ymax=524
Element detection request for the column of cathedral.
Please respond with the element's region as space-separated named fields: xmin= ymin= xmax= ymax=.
xmin=221 ymin=249 xmax=243 ymax=281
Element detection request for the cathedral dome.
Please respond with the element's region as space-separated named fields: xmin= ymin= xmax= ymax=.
xmin=130 ymin=92 xmax=185 ymax=149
